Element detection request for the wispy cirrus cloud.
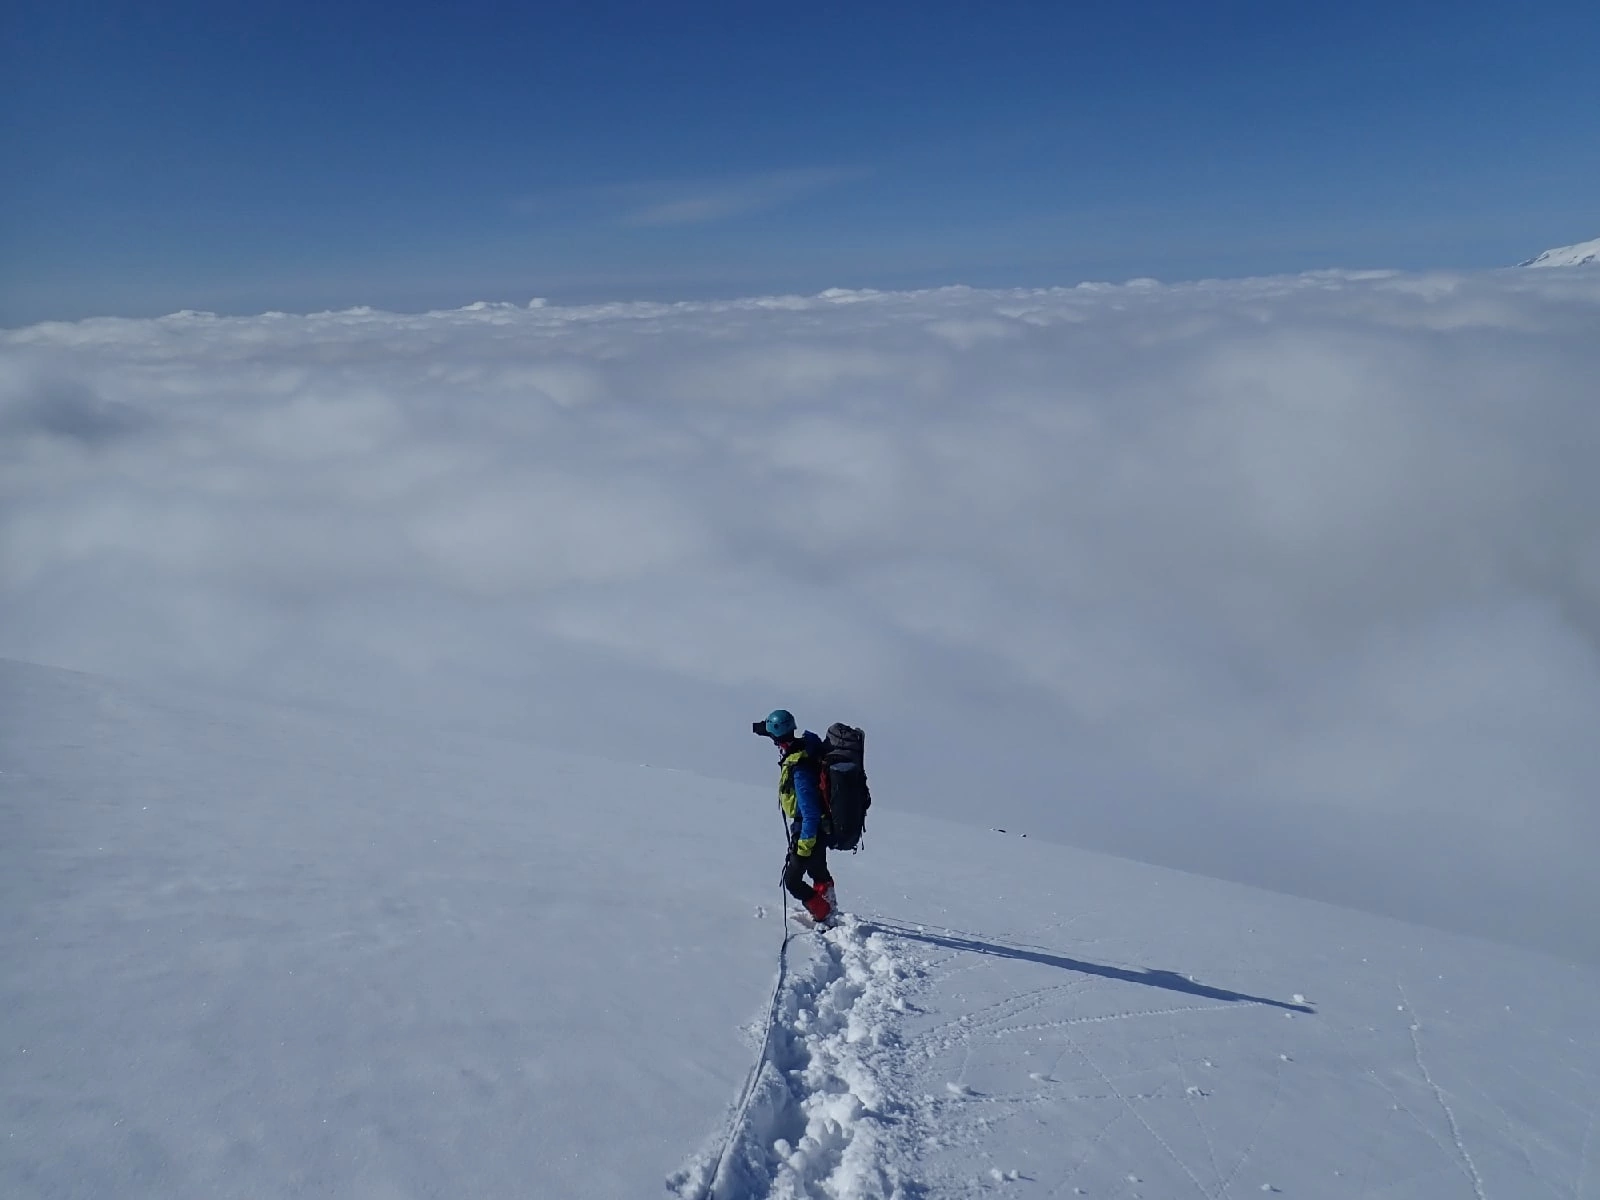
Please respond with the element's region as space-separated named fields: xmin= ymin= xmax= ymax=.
xmin=618 ymin=166 xmax=862 ymax=227
xmin=505 ymin=167 xmax=861 ymax=228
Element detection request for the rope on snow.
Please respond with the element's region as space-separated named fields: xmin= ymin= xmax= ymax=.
xmin=692 ymin=812 xmax=797 ymax=1200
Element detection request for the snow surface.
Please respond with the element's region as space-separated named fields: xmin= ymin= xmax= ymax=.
xmin=1519 ymin=236 xmax=1600 ymax=267
xmin=6 ymin=658 xmax=1599 ymax=1199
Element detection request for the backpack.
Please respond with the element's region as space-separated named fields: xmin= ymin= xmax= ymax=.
xmin=819 ymin=723 xmax=872 ymax=852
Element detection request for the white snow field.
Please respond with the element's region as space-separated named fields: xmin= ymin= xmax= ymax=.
xmin=7 ymin=657 xmax=1599 ymax=1200
xmin=1520 ymin=236 xmax=1600 ymax=267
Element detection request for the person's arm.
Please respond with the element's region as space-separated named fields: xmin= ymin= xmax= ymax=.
xmin=792 ymin=762 xmax=823 ymax=854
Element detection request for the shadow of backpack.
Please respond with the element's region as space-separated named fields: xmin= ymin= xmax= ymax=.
xmin=820 ymin=723 xmax=872 ymax=852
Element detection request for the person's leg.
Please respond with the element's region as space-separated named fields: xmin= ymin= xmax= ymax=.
xmin=806 ymin=843 xmax=833 ymax=890
xmin=806 ymin=844 xmax=835 ymax=915
xmin=782 ymin=847 xmax=815 ymax=904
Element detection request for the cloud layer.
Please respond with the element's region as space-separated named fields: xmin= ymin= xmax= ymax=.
xmin=4 ymin=269 xmax=1599 ymax=961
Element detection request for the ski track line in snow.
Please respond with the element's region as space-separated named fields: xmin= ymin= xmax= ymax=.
xmin=907 ymin=985 xmax=1248 ymax=1058
xmin=1398 ymin=981 xmax=1488 ymax=1200
xmin=1213 ymin=1048 xmax=1285 ymax=1199
xmin=1045 ymin=1110 xmax=1125 ymax=1199
xmin=1580 ymin=1107 xmax=1593 ymax=1200
xmin=671 ymin=913 xmax=916 ymax=1200
xmin=992 ymin=1000 xmax=1257 ymax=1041
xmin=1063 ymin=1029 xmax=1215 ymax=1200
xmin=909 ymin=979 xmax=1088 ymax=1049
xmin=1456 ymin=1071 xmax=1563 ymax=1195
xmin=1167 ymin=1021 xmax=1227 ymax=1196
xmin=1366 ymin=1068 xmax=1479 ymax=1191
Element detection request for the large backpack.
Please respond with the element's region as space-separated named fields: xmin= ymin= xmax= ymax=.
xmin=820 ymin=723 xmax=872 ymax=852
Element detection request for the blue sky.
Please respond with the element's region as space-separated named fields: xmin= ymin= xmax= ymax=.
xmin=3 ymin=0 xmax=1597 ymax=322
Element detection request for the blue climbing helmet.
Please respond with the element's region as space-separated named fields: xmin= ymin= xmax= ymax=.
xmin=763 ymin=709 xmax=796 ymax=739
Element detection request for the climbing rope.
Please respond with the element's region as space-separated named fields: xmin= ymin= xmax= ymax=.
xmin=692 ymin=812 xmax=797 ymax=1200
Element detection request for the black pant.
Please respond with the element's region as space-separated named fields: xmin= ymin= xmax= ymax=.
xmin=782 ymin=835 xmax=833 ymax=904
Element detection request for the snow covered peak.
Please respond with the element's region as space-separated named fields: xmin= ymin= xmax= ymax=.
xmin=1519 ymin=236 xmax=1600 ymax=267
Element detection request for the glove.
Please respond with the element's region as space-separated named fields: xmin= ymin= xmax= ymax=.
xmin=795 ymin=836 xmax=816 ymax=858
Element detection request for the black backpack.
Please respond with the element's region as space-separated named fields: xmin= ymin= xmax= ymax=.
xmin=820 ymin=723 xmax=872 ymax=852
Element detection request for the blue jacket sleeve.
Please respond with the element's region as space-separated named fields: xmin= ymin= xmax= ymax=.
xmin=793 ymin=760 xmax=823 ymax=843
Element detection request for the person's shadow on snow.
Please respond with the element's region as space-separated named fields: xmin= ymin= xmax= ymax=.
xmin=862 ymin=919 xmax=1315 ymax=1014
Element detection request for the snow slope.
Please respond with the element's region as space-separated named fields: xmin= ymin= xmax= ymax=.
xmin=1 ymin=659 xmax=778 ymax=1198
xmin=6 ymin=658 xmax=1600 ymax=1199
xmin=1520 ymin=236 xmax=1600 ymax=267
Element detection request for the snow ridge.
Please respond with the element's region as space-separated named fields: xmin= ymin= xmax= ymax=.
xmin=1519 ymin=236 xmax=1600 ymax=267
xmin=672 ymin=914 xmax=917 ymax=1200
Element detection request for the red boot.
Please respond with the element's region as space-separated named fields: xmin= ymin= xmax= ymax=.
xmin=804 ymin=889 xmax=833 ymax=923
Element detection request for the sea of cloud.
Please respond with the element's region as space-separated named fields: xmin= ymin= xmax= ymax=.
xmin=3 ymin=269 xmax=1598 ymax=961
